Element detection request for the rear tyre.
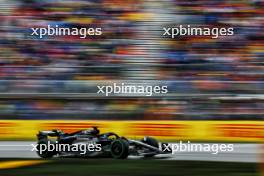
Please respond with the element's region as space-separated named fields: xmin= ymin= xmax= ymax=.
xmin=141 ymin=137 xmax=159 ymax=157
xmin=36 ymin=139 xmax=57 ymax=158
xmin=110 ymin=139 xmax=129 ymax=159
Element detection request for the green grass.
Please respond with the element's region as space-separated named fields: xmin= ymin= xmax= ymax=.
xmin=0 ymin=159 xmax=258 ymax=176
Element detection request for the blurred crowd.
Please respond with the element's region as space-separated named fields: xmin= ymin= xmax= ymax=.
xmin=0 ymin=98 xmax=263 ymax=120
xmin=0 ymin=0 xmax=263 ymax=120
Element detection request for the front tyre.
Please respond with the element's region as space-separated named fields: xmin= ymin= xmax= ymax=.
xmin=110 ymin=139 xmax=129 ymax=159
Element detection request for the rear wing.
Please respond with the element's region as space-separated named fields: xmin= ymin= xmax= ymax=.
xmin=37 ymin=130 xmax=61 ymax=140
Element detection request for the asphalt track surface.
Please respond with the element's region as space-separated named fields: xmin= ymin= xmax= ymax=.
xmin=0 ymin=141 xmax=261 ymax=163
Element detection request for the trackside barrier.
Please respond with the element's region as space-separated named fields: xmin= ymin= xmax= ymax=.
xmin=0 ymin=120 xmax=263 ymax=142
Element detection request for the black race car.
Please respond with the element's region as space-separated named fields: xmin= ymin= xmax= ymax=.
xmin=36 ymin=127 xmax=169 ymax=159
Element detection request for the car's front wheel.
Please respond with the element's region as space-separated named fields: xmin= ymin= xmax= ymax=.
xmin=110 ymin=139 xmax=129 ymax=159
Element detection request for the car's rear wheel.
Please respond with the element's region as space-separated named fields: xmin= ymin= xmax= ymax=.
xmin=110 ymin=139 xmax=129 ymax=159
xmin=36 ymin=139 xmax=57 ymax=158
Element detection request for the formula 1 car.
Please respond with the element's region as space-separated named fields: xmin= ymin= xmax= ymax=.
xmin=36 ymin=127 xmax=168 ymax=159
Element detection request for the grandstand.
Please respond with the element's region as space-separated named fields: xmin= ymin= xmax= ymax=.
xmin=0 ymin=0 xmax=263 ymax=121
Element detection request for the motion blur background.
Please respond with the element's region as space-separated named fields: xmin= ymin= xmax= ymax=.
xmin=0 ymin=0 xmax=263 ymax=175
xmin=0 ymin=0 xmax=263 ymax=130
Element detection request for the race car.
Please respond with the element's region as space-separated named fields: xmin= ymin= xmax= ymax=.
xmin=36 ymin=127 xmax=169 ymax=159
